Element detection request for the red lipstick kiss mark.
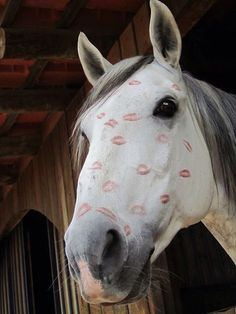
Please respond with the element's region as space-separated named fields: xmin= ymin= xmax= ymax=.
xmin=89 ymin=161 xmax=102 ymax=170
xmin=179 ymin=169 xmax=191 ymax=178
xmin=111 ymin=136 xmax=126 ymax=145
xmin=102 ymin=180 xmax=118 ymax=192
xmin=157 ymin=134 xmax=169 ymax=144
xmin=128 ymin=80 xmax=141 ymax=85
xmin=96 ymin=207 xmax=117 ymax=222
xmin=130 ymin=205 xmax=146 ymax=215
xmin=123 ymin=113 xmax=141 ymax=121
xmin=97 ymin=112 xmax=106 ymax=119
xmin=124 ymin=225 xmax=131 ymax=236
xmin=183 ymin=140 xmax=192 ymax=152
xmin=104 ymin=119 xmax=118 ymax=128
xmin=78 ymin=203 xmax=92 ymax=218
xmin=172 ymin=84 xmax=181 ymax=91
xmin=160 ymin=194 xmax=170 ymax=204
xmin=137 ymin=164 xmax=151 ymax=175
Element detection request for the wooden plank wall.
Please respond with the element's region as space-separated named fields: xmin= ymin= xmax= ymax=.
xmin=0 ymin=223 xmax=30 ymax=313
xmin=0 ymin=2 xmax=175 ymax=314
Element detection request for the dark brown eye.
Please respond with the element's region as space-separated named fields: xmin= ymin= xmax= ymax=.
xmin=153 ymin=98 xmax=177 ymax=118
xmin=81 ymin=131 xmax=88 ymax=141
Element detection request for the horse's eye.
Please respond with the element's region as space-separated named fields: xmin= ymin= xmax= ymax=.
xmin=153 ymin=98 xmax=177 ymax=118
xmin=81 ymin=131 xmax=89 ymax=141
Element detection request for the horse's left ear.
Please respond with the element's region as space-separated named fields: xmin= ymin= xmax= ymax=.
xmin=78 ymin=32 xmax=112 ymax=86
xmin=149 ymin=0 xmax=182 ymax=69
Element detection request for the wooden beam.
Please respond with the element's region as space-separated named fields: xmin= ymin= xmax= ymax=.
xmin=56 ymin=0 xmax=87 ymax=28
xmin=0 ymin=0 xmax=21 ymax=27
xmin=177 ymin=0 xmax=217 ymax=37
xmin=0 ymin=113 xmax=18 ymax=135
xmin=0 ymin=28 xmax=79 ymax=59
xmin=0 ymin=165 xmax=18 ymax=185
xmin=23 ymin=59 xmax=48 ymax=89
xmin=0 ymin=89 xmax=76 ymax=113
xmin=0 ymin=134 xmax=41 ymax=157
xmin=24 ymin=1 xmax=87 ymax=88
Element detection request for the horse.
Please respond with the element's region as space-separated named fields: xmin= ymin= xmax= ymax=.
xmin=64 ymin=0 xmax=236 ymax=305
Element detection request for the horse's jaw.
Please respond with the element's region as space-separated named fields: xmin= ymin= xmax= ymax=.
xmin=202 ymin=184 xmax=236 ymax=264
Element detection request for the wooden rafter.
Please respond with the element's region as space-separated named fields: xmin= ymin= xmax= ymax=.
xmin=0 ymin=165 xmax=18 ymax=185
xmin=0 ymin=114 xmax=18 ymax=136
xmin=0 ymin=89 xmax=76 ymax=113
xmin=0 ymin=134 xmax=41 ymax=158
xmin=24 ymin=0 xmax=87 ymax=89
xmin=0 ymin=0 xmax=21 ymax=27
xmin=56 ymin=0 xmax=87 ymax=28
xmin=177 ymin=0 xmax=217 ymax=37
xmin=0 ymin=28 xmax=79 ymax=59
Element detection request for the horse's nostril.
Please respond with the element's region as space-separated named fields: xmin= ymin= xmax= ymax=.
xmin=102 ymin=230 xmax=120 ymax=261
xmin=99 ymin=229 xmax=125 ymax=282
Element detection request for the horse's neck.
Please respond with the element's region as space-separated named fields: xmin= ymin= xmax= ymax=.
xmin=202 ymin=185 xmax=236 ymax=264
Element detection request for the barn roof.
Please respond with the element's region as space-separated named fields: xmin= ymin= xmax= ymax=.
xmin=0 ymin=0 xmax=147 ymax=200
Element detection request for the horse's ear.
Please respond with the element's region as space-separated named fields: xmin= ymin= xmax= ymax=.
xmin=149 ymin=0 xmax=182 ymax=68
xmin=78 ymin=32 xmax=112 ymax=86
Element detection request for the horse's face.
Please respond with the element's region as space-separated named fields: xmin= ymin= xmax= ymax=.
xmin=65 ymin=0 xmax=215 ymax=305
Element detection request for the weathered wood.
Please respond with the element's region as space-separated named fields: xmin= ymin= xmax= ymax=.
xmin=0 ymin=113 xmax=18 ymax=135
xmin=0 ymin=134 xmax=41 ymax=157
xmin=24 ymin=1 xmax=87 ymax=88
xmin=0 ymin=89 xmax=76 ymax=113
xmin=177 ymin=0 xmax=217 ymax=37
xmin=0 ymin=0 xmax=21 ymax=27
xmin=23 ymin=59 xmax=48 ymax=89
xmin=0 ymin=165 xmax=18 ymax=185
xmin=56 ymin=0 xmax=87 ymax=28
xmin=0 ymin=28 xmax=79 ymax=59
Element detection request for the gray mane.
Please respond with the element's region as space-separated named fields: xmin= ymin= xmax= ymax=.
xmin=183 ymin=73 xmax=236 ymax=214
xmin=73 ymin=55 xmax=236 ymax=213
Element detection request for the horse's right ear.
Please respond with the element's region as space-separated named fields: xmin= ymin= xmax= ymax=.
xmin=78 ymin=33 xmax=112 ymax=86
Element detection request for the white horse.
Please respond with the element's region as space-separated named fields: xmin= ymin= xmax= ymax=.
xmin=65 ymin=0 xmax=236 ymax=305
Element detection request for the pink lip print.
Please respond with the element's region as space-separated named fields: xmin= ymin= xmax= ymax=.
xmin=124 ymin=224 xmax=131 ymax=236
xmin=104 ymin=119 xmax=118 ymax=128
xmin=97 ymin=112 xmax=106 ymax=119
xmin=179 ymin=169 xmax=191 ymax=178
xmin=123 ymin=113 xmax=141 ymax=121
xmin=157 ymin=134 xmax=169 ymax=144
xmin=160 ymin=194 xmax=170 ymax=204
xmin=130 ymin=205 xmax=146 ymax=215
xmin=111 ymin=136 xmax=126 ymax=145
xmin=128 ymin=80 xmax=141 ymax=85
xmin=172 ymin=83 xmax=181 ymax=91
xmin=137 ymin=164 xmax=150 ymax=175
xmin=78 ymin=203 xmax=92 ymax=217
xmin=96 ymin=207 xmax=117 ymax=222
xmin=102 ymin=180 xmax=117 ymax=192
xmin=89 ymin=161 xmax=102 ymax=170
xmin=183 ymin=140 xmax=192 ymax=152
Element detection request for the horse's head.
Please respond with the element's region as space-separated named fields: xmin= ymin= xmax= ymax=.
xmin=65 ymin=0 xmax=215 ymax=305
